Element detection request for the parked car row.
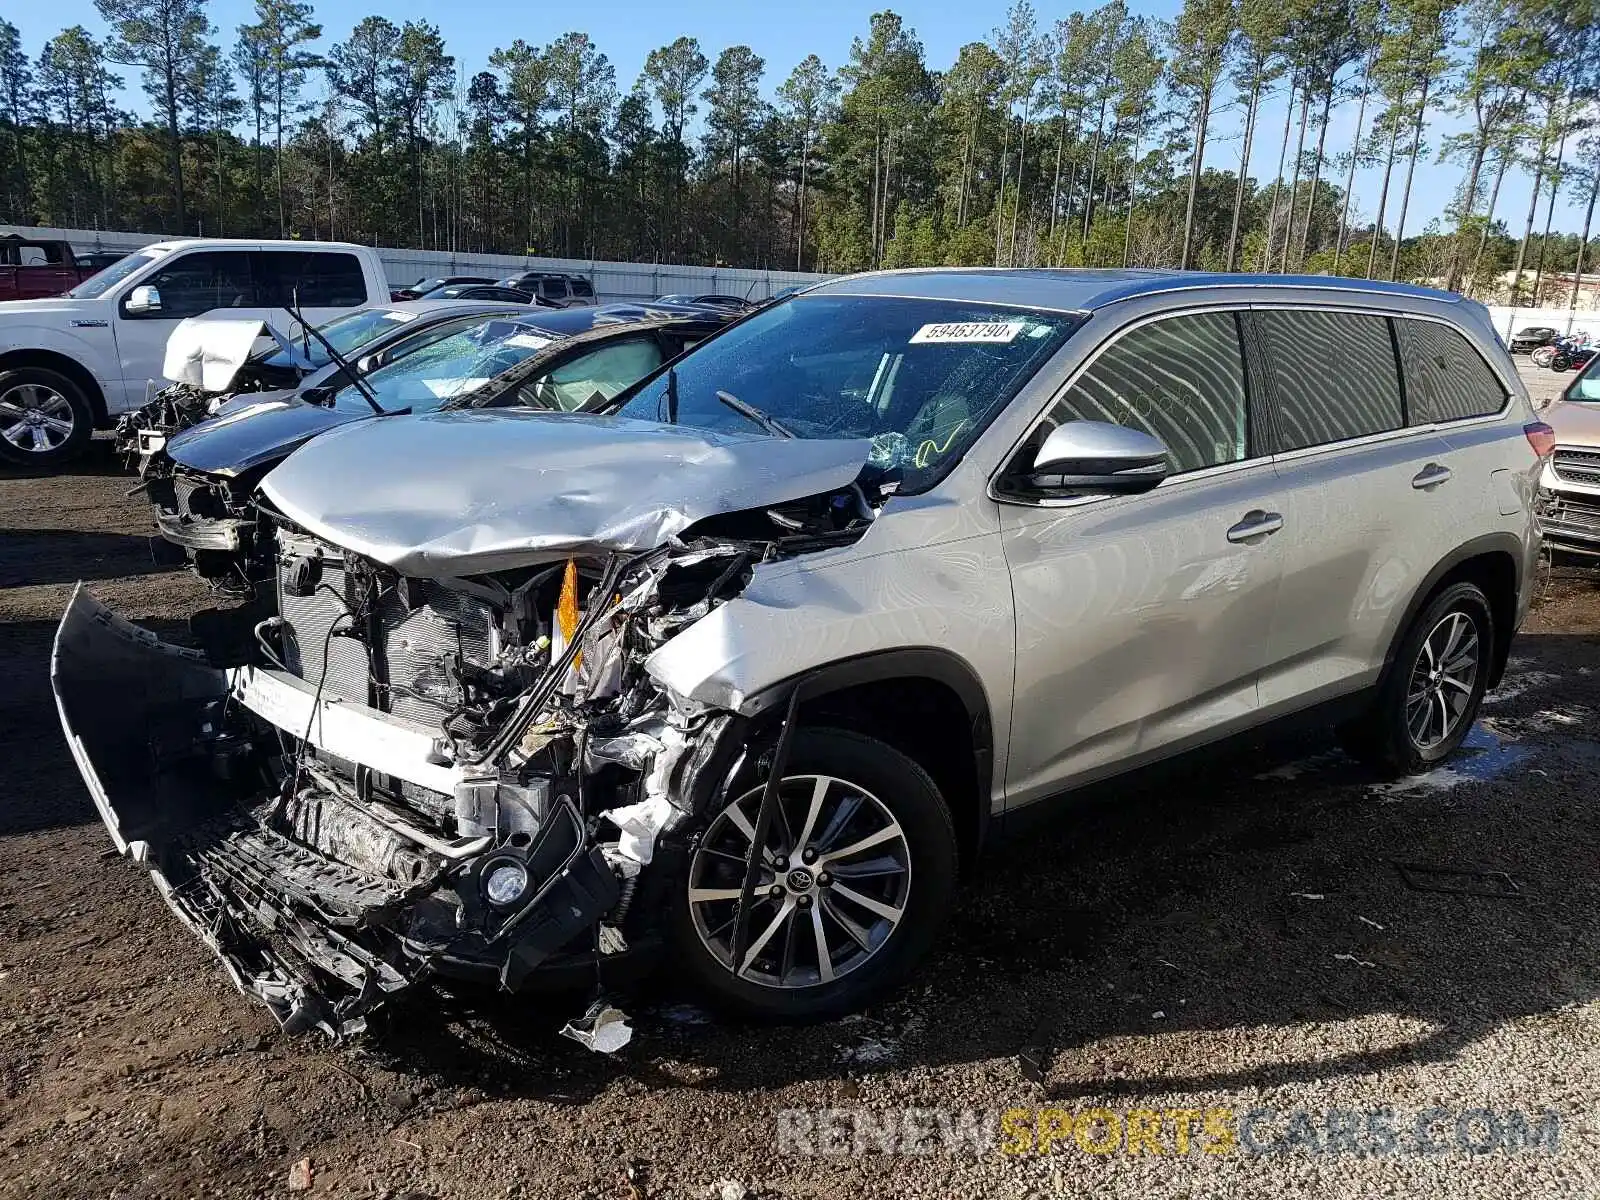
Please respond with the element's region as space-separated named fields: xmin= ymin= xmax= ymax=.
xmin=0 ymin=237 xmax=809 ymax=469
xmin=23 ymin=263 xmax=1548 ymax=1046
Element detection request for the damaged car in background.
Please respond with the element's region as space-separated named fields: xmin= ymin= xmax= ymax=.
xmin=139 ymin=306 xmax=730 ymax=599
xmin=1537 ymin=351 xmax=1600 ymax=558
xmin=54 ymin=271 xmax=1543 ymax=1044
xmin=113 ymin=299 xmax=544 ymax=463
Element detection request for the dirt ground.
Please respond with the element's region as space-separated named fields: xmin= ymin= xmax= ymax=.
xmin=3 ymin=363 xmax=1599 ymax=1200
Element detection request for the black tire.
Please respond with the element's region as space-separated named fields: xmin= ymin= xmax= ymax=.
xmin=1551 ymin=353 xmax=1573 ymax=372
xmin=666 ymin=726 xmax=958 ymax=1021
xmin=0 ymin=366 xmax=94 ymax=468
xmin=1339 ymin=582 xmax=1494 ymax=775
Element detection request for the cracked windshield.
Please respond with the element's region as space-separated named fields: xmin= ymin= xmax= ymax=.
xmin=260 ymin=306 xmax=419 ymax=370
xmin=328 ymin=317 xmax=552 ymax=413
xmin=613 ymin=295 xmax=1081 ymax=491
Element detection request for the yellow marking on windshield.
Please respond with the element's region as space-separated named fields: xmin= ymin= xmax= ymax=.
xmin=914 ymin=420 xmax=968 ymax=470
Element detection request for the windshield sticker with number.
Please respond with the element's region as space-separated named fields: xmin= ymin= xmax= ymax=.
xmin=910 ymin=321 xmax=1025 ymax=345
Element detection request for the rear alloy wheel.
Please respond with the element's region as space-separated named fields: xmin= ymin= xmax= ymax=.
xmin=0 ymin=367 xmax=94 ymax=468
xmin=670 ymin=728 xmax=957 ymax=1020
xmin=1340 ymin=582 xmax=1493 ymax=775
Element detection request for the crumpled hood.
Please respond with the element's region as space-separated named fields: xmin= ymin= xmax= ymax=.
xmin=167 ymin=392 xmax=364 ymax=478
xmin=261 ymin=409 xmax=874 ymax=577
xmin=1545 ymin=398 xmax=1600 ymax=447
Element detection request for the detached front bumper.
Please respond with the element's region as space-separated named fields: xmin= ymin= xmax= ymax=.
xmin=52 ymin=587 xmax=621 ymax=1037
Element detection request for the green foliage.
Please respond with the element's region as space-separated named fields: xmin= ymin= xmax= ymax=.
xmin=0 ymin=0 xmax=1594 ymax=299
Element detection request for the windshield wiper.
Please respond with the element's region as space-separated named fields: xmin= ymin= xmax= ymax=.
xmin=715 ymin=389 xmax=793 ymax=438
xmin=284 ymin=298 xmax=386 ymax=416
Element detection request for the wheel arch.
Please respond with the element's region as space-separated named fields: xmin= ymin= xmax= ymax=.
xmin=0 ymin=348 xmax=109 ymax=427
xmin=1380 ymin=535 xmax=1523 ymax=693
xmin=735 ymin=648 xmax=996 ymax=874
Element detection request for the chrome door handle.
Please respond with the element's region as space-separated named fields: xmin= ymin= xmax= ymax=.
xmin=1412 ymin=463 xmax=1453 ymax=489
xmin=1226 ymin=510 xmax=1284 ymax=542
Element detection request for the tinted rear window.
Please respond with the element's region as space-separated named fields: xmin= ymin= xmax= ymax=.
xmin=570 ymin=279 xmax=595 ymax=298
xmin=1256 ymin=309 xmax=1404 ymax=450
xmin=257 ymin=251 xmax=366 ymax=307
xmin=1398 ymin=318 xmax=1508 ymax=423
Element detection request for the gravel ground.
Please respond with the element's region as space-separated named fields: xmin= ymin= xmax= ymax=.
xmin=1 ymin=361 xmax=1597 ymax=1200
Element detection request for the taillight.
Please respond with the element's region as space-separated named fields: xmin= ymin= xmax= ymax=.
xmin=1525 ymin=421 xmax=1556 ymax=459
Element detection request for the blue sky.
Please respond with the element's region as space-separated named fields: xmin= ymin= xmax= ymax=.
xmin=10 ymin=0 xmax=1586 ymax=240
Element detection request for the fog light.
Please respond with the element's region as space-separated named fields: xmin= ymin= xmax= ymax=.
xmin=484 ymin=861 xmax=529 ymax=906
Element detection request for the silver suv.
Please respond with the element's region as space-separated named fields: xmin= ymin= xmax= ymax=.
xmin=54 ymin=270 xmax=1546 ymax=1036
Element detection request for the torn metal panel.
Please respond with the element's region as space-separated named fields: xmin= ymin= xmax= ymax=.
xmin=258 ymin=409 xmax=875 ymax=577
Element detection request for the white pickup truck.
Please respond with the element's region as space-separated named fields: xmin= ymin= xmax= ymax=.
xmin=0 ymin=239 xmax=391 ymax=468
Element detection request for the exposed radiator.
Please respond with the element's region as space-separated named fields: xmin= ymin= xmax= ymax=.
xmin=275 ymin=530 xmax=498 ymax=725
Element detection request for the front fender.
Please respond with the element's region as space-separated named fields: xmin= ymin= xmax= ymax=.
xmin=0 ymin=320 xmax=116 ymax=391
xmin=644 ymin=532 xmax=1015 ymax=806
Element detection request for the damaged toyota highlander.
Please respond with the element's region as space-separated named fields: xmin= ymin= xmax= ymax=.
xmin=55 ymin=270 xmax=1545 ymax=1040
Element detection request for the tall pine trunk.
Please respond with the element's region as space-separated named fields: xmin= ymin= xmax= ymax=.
xmin=1333 ymin=49 xmax=1375 ymax=274
xmin=1570 ymin=165 xmax=1600 ymax=311
xmin=1180 ymin=86 xmax=1212 ymax=270
xmin=1468 ymin=142 xmax=1511 ymax=291
xmin=1122 ymin=120 xmax=1142 ymax=267
xmin=1261 ymin=73 xmax=1297 ymax=271
xmin=1367 ymin=113 xmax=1401 ymax=279
xmin=1227 ymin=72 xmax=1262 ymax=272
xmin=1295 ymin=84 xmax=1334 ymax=269
xmin=994 ymin=113 xmax=1012 ymax=267
xmin=165 ymin=72 xmax=186 ymax=233
xmin=1532 ymin=126 xmax=1569 ymax=302
xmin=1279 ymin=79 xmax=1310 ymax=272
xmin=1390 ymin=77 xmax=1434 ymax=282
xmin=1511 ymin=125 xmax=1555 ymax=305
xmin=1081 ymin=97 xmax=1107 ymax=244
xmin=1009 ymin=98 xmax=1032 ymax=267
xmin=1047 ymin=113 xmax=1066 ymax=260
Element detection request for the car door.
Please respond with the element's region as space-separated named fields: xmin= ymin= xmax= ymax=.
xmin=1248 ymin=306 xmax=1458 ymax=709
xmin=998 ymin=308 xmax=1285 ymax=803
xmin=114 ymin=249 xmax=257 ymax=407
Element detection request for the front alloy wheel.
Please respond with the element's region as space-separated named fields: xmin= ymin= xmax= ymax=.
xmin=688 ymin=773 xmax=913 ymax=988
xmin=669 ymin=727 xmax=957 ymax=1020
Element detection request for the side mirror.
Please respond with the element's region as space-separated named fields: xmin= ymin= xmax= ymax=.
xmin=1023 ymin=420 xmax=1170 ymax=496
xmin=125 ymin=284 xmax=162 ymax=314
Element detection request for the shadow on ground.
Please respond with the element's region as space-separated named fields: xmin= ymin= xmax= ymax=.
xmin=349 ymin=633 xmax=1600 ymax=1109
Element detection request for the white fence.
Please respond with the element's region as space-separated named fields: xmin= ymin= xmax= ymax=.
xmin=2 ymin=224 xmax=831 ymax=303
xmin=14 ymin=224 xmax=1600 ymax=342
